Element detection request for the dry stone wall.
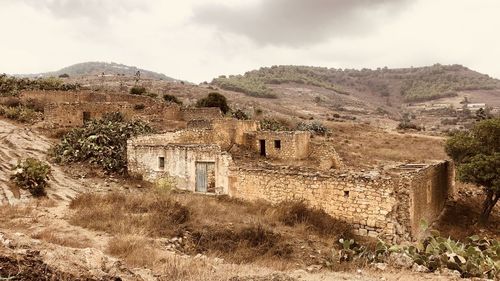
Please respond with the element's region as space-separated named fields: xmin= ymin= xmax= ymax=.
xmin=228 ymin=161 xmax=454 ymax=241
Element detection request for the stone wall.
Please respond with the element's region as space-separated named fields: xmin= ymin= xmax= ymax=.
xmin=180 ymin=108 xmax=222 ymax=121
xmin=227 ymin=161 xmax=454 ymax=241
xmin=228 ymin=167 xmax=399 ymax=239
xmin=44 ymin=102 xmax=135 ymax=127
xmin=244 ymin=131 xmax=311 ymax=160
xmin=309 ymin=141 xmax=344 ymax=170
xmin=407 ymin=161 xmax=455 ymax=239
xmin=127 ymin=143 xmax=232 ymax=194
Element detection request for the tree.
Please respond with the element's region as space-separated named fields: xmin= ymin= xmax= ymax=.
xmin=163 ymin=94 xmax=182 ymax=105
xmin=445 ymin=118 xmax=500 ymax=223
xmin=196 ymin=92 xmax=230 ymax=114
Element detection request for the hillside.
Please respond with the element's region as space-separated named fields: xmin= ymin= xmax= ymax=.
xmin=211 ymin=64 xmax=500 ymax=104
xmin=24 ymin=62 xmax=177 ymax=81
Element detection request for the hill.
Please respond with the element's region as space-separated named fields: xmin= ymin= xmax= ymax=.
xmin=24 ymin=62 xmax=177 ymax=81
xmin=211 ymin=64 xmax=500 ymax=103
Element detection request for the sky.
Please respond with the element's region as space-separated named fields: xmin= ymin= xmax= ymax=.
xmin=0 ymin=0 xmax=499 ymax=83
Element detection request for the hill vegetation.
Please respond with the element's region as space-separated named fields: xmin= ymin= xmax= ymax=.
xmin=212 ymin=64 xmax=500 ymax=102
xmin=0 ymin=74 xmax=79 ymax=96
xmin=23 ymin=62 xmax=177 ymax=81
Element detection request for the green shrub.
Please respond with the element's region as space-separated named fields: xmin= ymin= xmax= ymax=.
xmin=163 ymin=94 xmax=182 ymax=105
xmin=10 ymin=158 xmax=51 ymax=197
xmin=196 ymin=92 xmax=230 ymax=114
xmin=0 ymin=105 xmax=39 ymax=123
xmin=129 ymin=86 xmax=146 ymax=95
xmin=296 ymin=121 xmax=328 ymax=135
xmin=51 ymin=112 xmax=154 ymax=174
xmin=231 ymin=109 xmax=249 ymax=120
xmin=336 ymin=233 xmax=499 ymax=279
xmin=259 ymin=118 xmax=290 ymax=131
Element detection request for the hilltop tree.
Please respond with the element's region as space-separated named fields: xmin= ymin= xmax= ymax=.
xmin=196 ymin=92 xmax=230 ymax=114
xmin=445 ymin=118 xmax=500 ymax=223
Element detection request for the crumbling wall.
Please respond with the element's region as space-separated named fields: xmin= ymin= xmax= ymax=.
xmin=181 ymin=108 xmax=222 ymax=121
xmin=244 ymin=131 xmax=311 ymax=160
xmin=407 ymin=161 xmax=455 ymax=239
xmin=309 ymin=141 xmax=343 ymax=170
xmin=44 ymin=102 xmax=135 ymax=127
xmin=228 ymin=161 xmax=454 ymax=241
xmin=127 ymin=143 xmax=232 ymax=194
xmin=228 ymin=167 xmax=399 ymax=239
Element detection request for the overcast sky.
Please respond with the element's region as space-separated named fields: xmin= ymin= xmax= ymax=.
xmin=0 ymin=0 xmax=499 ymax=82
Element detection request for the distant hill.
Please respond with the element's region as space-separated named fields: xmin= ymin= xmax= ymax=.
xmin=212 ymin=64 xmax=500 ymax=103
xmin=23 ymin=62 xmax=177 ymax=81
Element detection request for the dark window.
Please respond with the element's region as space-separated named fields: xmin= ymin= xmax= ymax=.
xmin=274 ymin=140 xmax=281 ymax=149
xmin=344 ymin=190 xmax=350 ymax=198
xmin=159 ymin=157 xmax=165 ymax=169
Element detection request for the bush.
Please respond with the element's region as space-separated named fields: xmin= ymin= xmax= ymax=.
xmin=231 ymin=109 xmax=249 ymax=120
xmin=296 ymin=121 xmax=328 ymax=135
xmin=129 ymin=86 xmax=146 ymax=95
xmin=10 ymin=158 xmax=51 ymax=197
xmin=0 ymin=105 xmax=40 ymax=123
xmin=163 ymin=94 xmax=182 ymax=105
xmin=397 ymin=121 xmax=423 ymax=131
xmin=195 ymin=92 xmax=230 ymax=114
xmin=259 ymin=118 xmax=291 ymax=131
xmin=51 ymin=112 xmax=154 ymax=174
xmin=133 ymin=104 xmax=145 ymax=110
xmin=58 ymin=73 xmax=70 ymax=78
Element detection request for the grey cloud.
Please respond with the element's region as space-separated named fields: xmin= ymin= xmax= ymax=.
xmin=18 ymin=0 xmax=151 ymax=23
xmin=193 ymin=0 xmax=412 ymax=47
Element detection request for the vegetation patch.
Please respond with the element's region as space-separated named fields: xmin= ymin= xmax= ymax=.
xmin=0 ymin=74 xmax=79 ymax=97
xmin=196 ymin=92 xmax=230 ymax=114
xmin=336 ymin=233 xmax=499 ymax=279
xmin=51 ymin=112 xmax=153 ymax=174
xmin=10 ymin=158 xmax=51 ymax=197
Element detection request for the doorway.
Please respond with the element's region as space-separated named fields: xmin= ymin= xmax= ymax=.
xmin=195 ymin=162 xmax=216 ymax=193
xmin=259 ymin=139 xmax=266 ymax=156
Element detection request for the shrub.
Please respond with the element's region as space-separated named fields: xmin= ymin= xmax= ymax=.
xmin=10 ymin=158 xmax=51 ymax=197
xmin=0 ymin=105 xmax=40 ymax=123
xmin=58 ymin=73 xmax=70 ymax=78
xmin=231 ymin=109 xmax=249 ymax=120
xmin=130 ymin=86 xmax=146 ymax=95
xmin=397 ymin=121 xmax=423 ymax=131
xmin=133 ymin=103 xmax=145 ymax=110
xmin=163 ymin=94 xmax=182 ymax=105
xmin=196 ymin=92 xmax=230 ymax=114
xmin=296 ymin=121 xmax=328 ymax=135
xmin=259 ymin=118 xmax=290 ymax=131
xmin=51 ymin=112 xmax=153 ymax=173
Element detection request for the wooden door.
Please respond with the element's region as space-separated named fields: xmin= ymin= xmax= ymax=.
xmin=195 ymin=162 xmax=215 ymax=193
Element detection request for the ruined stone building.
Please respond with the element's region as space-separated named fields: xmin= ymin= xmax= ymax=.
xmin=127 ymin=119 xmax=455 ymax=242
xmin=19 ymin=90 xmax=222 ymax=129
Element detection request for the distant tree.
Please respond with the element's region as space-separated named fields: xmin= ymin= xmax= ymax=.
xmin=196 ymin=92 xmax=230 ymax=114
xmin=445 ymin=118 xmax=500 ymax=223
xmin=163 ymin=94 xmax=182 ymax=105
xmin=58 ymin=73 xmax=70 ymax=78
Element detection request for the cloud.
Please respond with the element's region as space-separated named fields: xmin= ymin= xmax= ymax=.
xmin=16 ymin=0 xmax=151 ymax=23
xmin=193 ymin=0 xmax=412 ymax=47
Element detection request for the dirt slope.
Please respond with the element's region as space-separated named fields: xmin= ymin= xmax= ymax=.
xmin=0 ymin=119 xmax=90 ymax=205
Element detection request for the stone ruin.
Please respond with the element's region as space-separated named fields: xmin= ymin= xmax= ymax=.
xmin=127 ymin=119 xmax=455 ymax=242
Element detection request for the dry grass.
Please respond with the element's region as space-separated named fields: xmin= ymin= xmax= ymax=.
xmin=70 ymin=190 xmax=353 ymax=267
xmin=107 ymin=235 xmax=241 ymax=281
xmin=328 ymin=122 xmax=448 ymax=168
xmin=0 ymin=205 xmax=33 ymax=227
xmin=31 ymin=229 xmax=91 ymax=249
